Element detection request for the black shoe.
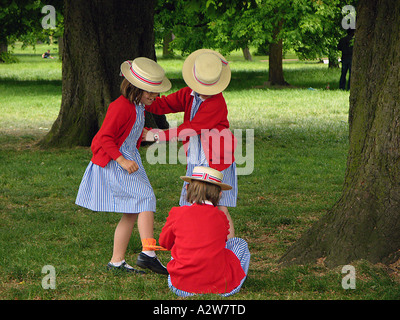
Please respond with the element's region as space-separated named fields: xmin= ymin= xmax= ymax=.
xmin=136 ymin=252 xmax=168 ymax=275
xmin=107 ymin=261 xmax=146 ymax=274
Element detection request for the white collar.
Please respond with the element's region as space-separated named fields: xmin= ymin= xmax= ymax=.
xmin=192 ymin=200 xmax=213 ymax=206
xmin=190 ymin=90 xmax=206 ymax=102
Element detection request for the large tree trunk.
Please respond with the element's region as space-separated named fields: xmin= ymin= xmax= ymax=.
xmin=268 ymin=20 xmax=288 ymax=86
xmin=280 ymin=0 xmax=400 ymax=268
xmin=40 ymin=0 xmax=167 ymax=147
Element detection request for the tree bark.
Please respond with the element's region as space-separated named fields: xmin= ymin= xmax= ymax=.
xmin=163 ymin=32 xmax=174 ymax=58
xmin=40 ymin=0 xmax=167 ymax=147
xmin=0 ymin=38 xmax=7 ymax=62
xmin=242 ymin=46 xmax=252 ymax=61
xmin=280 ymin=0 xmax=400 ymax=268
xmin=57 ymin=36 xmax=63 ymax=59
xmin=268 ymin=20 xmax=288 ymax=86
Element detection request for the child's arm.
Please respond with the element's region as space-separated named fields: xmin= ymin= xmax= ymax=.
xmin=92 ymin=102 xmax=125 ymax=161
xmin=160 ymin=93 xmax=228 ymax=142
xmin=145 ymin=87 xmax=189 ymax=115
xmin=159 ymin=209 xmax=177 ymax=250
xmin=91 ymin=98 xmax=137 ymax=169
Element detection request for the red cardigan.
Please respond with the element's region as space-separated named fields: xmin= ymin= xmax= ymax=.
xmin=159 ymin=203 xmax=245 ymax=294
xmin=146 ymin=87 xmax=237 ymax=171
xmin=91 ymin=95 xmax=143 ymax=167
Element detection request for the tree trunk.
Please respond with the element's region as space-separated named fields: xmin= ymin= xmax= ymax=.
xmin=328 ymin=49 xmax=339 ymax=68
xmin=242 ymin=46 xmax=252 ymax=61
xmin=57 ymin=36 xmax=63 ymax=60
xmin=279 ymin=0 xmax=400 ymax=268
xmin=40 ymin=0 xmax=167 ymax=147
xmin=0 ymin=38 xmax=7 ymax=62
xmin=268 ymin=20 xmax=288 ymax=86
xmin=163 ymin=32 xmax=173 ymax=58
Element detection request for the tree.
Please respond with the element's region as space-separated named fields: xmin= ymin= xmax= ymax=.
xmin=40 ymin=0 xmax=167 ymax=147
xmin=280 ymin=0 xmax=400 ymax=268
xmin=268 ymin=15 xmax=287 ymax=85
xmin=154 ymin=0 xmax=259 ymax=58
xmin=208 ymin=2 xmax=260 ymax=61
xmin=286 ymin=0 xmax=357 ymax=69
xmin=0 ymin=0 xmax=43 ymax=60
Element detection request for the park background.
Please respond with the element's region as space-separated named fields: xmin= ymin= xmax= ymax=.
xmin=1 ymin=0 xmax=400 ymax=300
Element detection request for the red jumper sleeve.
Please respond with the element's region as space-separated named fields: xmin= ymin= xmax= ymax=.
xmin=92 ymin=101 xmax=132 ymax=161
xmin=161 ymin=93 xmax=227 ymax=142
xmin=159 ymin=209 xmax=177 ymax=250
xmin=145 ymin=88 xmax=188 ymax=115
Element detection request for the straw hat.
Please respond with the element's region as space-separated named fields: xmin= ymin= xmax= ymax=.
xmin=180 ymin=166 xmax=232 ymax=190
xmin=182 ymin=49 xmax=231 ymax=95
xmin=120 ymin=57 xmax=171 ymax=93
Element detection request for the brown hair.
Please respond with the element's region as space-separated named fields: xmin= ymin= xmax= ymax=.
xmin=186 ymin=180 xmax=222 ymax=206
xmin=120 ymin=78 xmax=143 ymax=104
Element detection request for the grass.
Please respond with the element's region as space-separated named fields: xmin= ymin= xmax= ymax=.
xmin=1 ymin=43 xmax=400 ymax=302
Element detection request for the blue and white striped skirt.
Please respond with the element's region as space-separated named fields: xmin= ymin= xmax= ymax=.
xmin=168 ymin=237 xmax=250 ymax=297
xmin=75 ymin=153 xmax=156 ymax=214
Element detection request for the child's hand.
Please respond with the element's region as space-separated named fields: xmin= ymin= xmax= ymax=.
xmin=144 ymin=130 xmax=155 ymax=141
xmin=145 ymin=129 xmax=163 ymax=142
xmin=116 ymin=156 xmax=139 ymax=174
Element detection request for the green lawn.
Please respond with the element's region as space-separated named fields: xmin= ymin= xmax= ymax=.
xmin=1 ymin=43 xmax=400 ymax=301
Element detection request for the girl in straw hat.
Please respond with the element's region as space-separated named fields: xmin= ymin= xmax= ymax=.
xmin=145 ymin=49 xmax=237 ymax=238
xmin=159 ymin=166 xmax=250 ymax=297
xmin=76 ymin=57 xmax=171 ymax=274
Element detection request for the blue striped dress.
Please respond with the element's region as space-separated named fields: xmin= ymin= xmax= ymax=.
xmin=179 ymin=92 xmax=238 ymax=207
xmin=75 ymin=103 xmax=156 ymax=214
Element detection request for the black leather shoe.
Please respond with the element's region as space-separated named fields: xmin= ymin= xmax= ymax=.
xmin=136 ymin=252 xmax=168 ymax=275
xmin=107 ymin=261 xmax=146 ymax=274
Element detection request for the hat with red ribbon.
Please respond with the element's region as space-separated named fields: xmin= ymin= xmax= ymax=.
xmin=180 ymin=166 xmax=232 ymax=190
xmin=120 ymin=57 xmax=171 ymax=93
xmin=182 ymin=49 xmax=231 ymax=95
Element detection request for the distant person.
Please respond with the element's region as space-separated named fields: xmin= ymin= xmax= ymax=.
xmin=42 ymin=50 xmax=54 ymax=59
xmin=337 ymin=29 xmax=355 ymax=90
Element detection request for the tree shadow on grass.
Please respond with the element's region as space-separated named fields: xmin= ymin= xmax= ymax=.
xmin=228 ymin=67 xmax=342 ymax=91
xmin=0 ymin=78 xmax=62 ymax=96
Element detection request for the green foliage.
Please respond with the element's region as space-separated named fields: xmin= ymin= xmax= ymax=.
xmin=0 ymin=51 xmax=19 ymax=63
xmin=285 ymin=0 xmax=354 ymax=61
xmin=0 ymin=0 xmax=43 ymax=42
xmin=0 ymin=0 xmax=64 ymax=52
xmin=208 ymin=4 xmax=267 ymax=55
xmin=155 ymin=0 xmax=357 ymax=61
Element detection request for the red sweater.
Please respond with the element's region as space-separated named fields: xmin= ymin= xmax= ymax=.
xmin=159 ymin=204 xmax=245 ymax=294
xmin=146 ymin=87 xmax=237 ymax=171
xmin=91 ymin=95 xmax=143 ymax=167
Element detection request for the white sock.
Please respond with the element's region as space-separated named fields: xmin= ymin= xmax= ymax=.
xmin=142 ymin=250 xmax=156 ymax=257
xmin=110 ymin=260 xmax=125 ymax=267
